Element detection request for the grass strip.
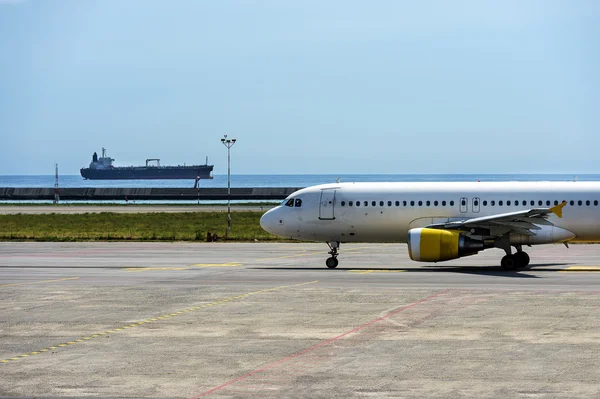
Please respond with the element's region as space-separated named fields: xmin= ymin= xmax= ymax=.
xmin=0 ymin=212 xmax=280 ymax=242
xmin=0 ymin=202 xmax=279 ymax=207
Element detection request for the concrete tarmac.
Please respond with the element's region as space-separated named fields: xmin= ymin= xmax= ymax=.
xmin=1 ymin=242 xmax=600 ymax=398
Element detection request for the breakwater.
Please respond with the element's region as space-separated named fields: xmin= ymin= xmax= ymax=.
xmin=0 ymin=187 xmax=303 ymax=201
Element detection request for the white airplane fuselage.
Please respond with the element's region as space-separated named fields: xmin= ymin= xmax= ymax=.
xmin=260 ymin=182 xmax=600 ymax=267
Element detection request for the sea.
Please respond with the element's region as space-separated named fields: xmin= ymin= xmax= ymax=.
xmin=2 ymin=174 xmax=599 ymax=204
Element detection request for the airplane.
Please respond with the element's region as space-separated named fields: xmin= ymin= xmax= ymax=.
xmin=259 ymin=181 xmax=600 ymax=270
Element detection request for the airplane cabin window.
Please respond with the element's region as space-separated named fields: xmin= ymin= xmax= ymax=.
xmin=595 ymin=200 xmax=598 ymax=206
xmin=499 ymin=200 xmax=503 ymax=206
xmin=554 ymin=200 xmax=559 ymax=205
xmin=461 ymin=199 xmax=466 ymax=206
xmin=372 ymin=201 xmax=376 ymax=207
xmin=571 ymin=200 xmax=575 ymax=206
xmin=426 ymin=200 xmax=430 ymax=206
xmin=379 ymin=201 xmax=384 ymax=206
xmin=546 ymin=200 xmax=550 ymax=206
xmin=388 ymin=201 xmax=392 ymax=206
xmin=491 ymin=200 xmax=495 ymax=206
xmin=483 ymin=200 xmax=487 ymax=206
xmin=295 ymin=199 xmax=302 ymax=207
xmin=586 ymin=200 xmax=590 ymax=206
xmin=474 ymin=200 xmax=479 ymax=206
xmin=356 ymin=201 xmax=360 ymax=207
xmin=418 ymin=201 xmax=423 ymax=206
xmin=434 ymin=200 xmax=439 ymax=206
xmin=341 ymin=201 xmax=345 ymax=206
xmin=507 ymin=200 xmax=511 ymax=206
xmin=538 ymin=200 xmax=542 ymax=206
xmin=530 ymin=200 xmax=534 ymax=206
xmin=396 ymin=201 xmax=401 ymax=206
xmin=349 ymin=201 xmax=353 ymax=206
xmin=285 ymin=199 xmax=294 ymax=207
xmin=450 ymin=200 xmax=455 ymax=206
xmin=402 ymin=201 xmax=407 ymax=206
xmin=578 ymin=200 xmax=582 ymax=206
xmin=364 ymin=201 xmax=369 ymax=207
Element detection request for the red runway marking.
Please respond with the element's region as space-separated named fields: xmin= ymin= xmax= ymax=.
xmin=188 ymin=289 xmax=450 ymax=398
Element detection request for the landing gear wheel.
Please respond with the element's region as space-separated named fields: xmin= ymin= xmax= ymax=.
xmin=326 ymin=257 xmax=339 ymax=269
xmin=325 ymin=241 xmax=340 ymax=269
xmin=501 ymin=255 xmax=518 ymax=271
xmin=514 ymin=251 xmax=530 ymax=268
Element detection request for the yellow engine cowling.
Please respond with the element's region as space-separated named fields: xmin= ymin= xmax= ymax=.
xmin=407 ymin=228 xmax=483 ymax=262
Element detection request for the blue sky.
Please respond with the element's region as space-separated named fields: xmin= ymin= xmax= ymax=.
xmin=1 ymin=0 xmax=598 ymax=175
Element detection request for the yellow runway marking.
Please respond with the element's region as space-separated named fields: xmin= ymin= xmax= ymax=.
xmin=0 ymin=276 xmax=80 ymax=287
xmin=256 ymin=245 xmax=392 ymax=262
xmin=191 ymin=262 xmax=243 ymax=268
xmin=348 ymin=270 xmax=407 ymax=275
xmin=125 ymin=263 xmax=242 ymax=272
xmin=560 ymin=266 xmax=600 ymax=272
xmin=257 ymin=252 xmax=323 ymax=262
xmin=0 ymin=280 xmax=318 ymax=365
xmin=124 ymin=267 xmax=189 ymax=272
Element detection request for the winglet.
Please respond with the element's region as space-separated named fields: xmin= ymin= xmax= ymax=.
xmin=550 ymin=201 xmax=567 ymax=218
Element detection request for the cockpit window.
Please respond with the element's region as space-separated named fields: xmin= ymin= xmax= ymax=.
xmin=285 ymin=199 xmax=294 ymax=207
xmin=294 ymin=198 xmax=302 ymax=207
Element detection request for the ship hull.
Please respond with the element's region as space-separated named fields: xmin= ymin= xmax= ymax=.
xmin=80 ymin=166 xmax=213 ymax=180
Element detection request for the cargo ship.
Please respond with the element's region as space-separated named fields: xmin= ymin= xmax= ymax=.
xmin=80 ymin=148 xmax=214 ymax=180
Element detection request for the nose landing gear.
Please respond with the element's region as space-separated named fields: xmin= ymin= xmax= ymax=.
xmin=325 ymin=241 xmax=340 ymax=268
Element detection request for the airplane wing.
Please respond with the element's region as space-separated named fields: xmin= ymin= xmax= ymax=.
xmin=426 ymin=201 xmax=567 ymax=237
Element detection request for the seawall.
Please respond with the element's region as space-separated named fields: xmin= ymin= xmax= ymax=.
xmin=0 ymin=187 xmax=304 ymax=201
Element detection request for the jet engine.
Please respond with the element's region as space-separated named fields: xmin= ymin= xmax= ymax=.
xmin=408 ymin=228 xmax=484 ymax=262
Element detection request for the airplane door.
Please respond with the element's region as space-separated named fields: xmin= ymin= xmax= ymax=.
xmin=472 ymin=197 xmax=480 ymax=213
xmin=460 ymin=197 xmax=468 ymax=213
xmin=319 ymin=189 xmax=336 ymax=220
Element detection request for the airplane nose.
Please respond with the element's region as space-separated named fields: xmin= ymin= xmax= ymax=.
xmin=260 ymin=209 xmax=276 ymax=234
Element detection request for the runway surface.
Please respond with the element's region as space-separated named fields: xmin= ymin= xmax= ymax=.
xmin=1 ymin=242 xmax=600 ymax=398
xmin=0 ymin=205 xmax=274 ymax=214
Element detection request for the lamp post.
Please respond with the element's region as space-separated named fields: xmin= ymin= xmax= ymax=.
xmin=221 ymin=135 xmax=236 ymax=238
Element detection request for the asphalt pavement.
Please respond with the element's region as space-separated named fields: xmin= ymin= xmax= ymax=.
xmin=1 ymin=242 xmax=600 ymax=398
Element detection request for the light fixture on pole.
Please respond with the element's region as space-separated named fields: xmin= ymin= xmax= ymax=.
xmin=221 ymin=134 xmax=236 ymax=238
